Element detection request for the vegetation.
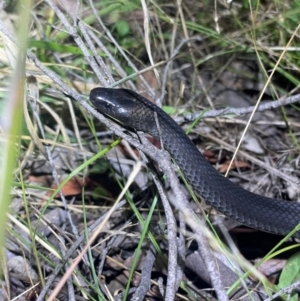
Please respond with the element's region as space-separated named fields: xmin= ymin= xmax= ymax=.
xmin=0 ymin=0 xmax=300 ymax=300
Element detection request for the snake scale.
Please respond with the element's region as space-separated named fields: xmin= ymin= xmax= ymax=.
xmin=90 ymin=87 xmax=300 ymax=238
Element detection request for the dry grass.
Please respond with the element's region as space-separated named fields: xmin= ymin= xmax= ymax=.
xmin=0 ymin=0 xmax=299 ymax=300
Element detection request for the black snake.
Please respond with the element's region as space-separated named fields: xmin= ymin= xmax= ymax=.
xmin=90 ymin=87 xmax=300 ymax=238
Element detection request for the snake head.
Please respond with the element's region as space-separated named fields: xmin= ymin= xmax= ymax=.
xmin=90 ymin=88 xmax=138 ymax=122
xmin=90 ymin=88 xmax=159 ymax=135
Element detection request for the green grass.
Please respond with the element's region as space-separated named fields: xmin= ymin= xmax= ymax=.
xmin=1 ymin=0 xmax=300 ymax=300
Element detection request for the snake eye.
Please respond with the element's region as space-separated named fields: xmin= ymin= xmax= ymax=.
xmin=116 ymin=107 xmax=127 ymax=115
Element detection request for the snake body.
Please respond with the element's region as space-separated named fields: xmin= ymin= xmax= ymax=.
xmin=90 ymin=87 xmax=300 ymax=237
